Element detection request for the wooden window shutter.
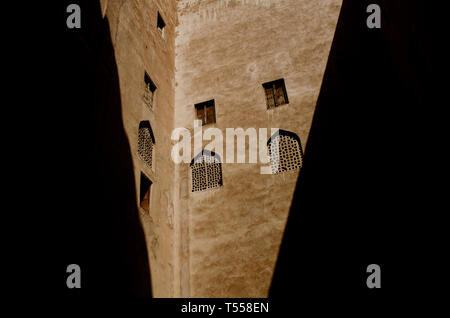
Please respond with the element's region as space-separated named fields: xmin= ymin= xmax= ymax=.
xmin=140 ymin=188 xmax=150 ymax=212
xmin=265 ymin=87 xmax=275 ymax=109
xmin=275 ymin=85 xmax=286 ymax=105
xmin=206 ymin=104 xmax=215 ymax=125
xmin=196 ymin=106 xmax=205 ymax=124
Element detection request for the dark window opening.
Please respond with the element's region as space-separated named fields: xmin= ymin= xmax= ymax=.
xmin=157 ymin=12 xmax=166 ymax=37
xmin=263 ymin=78 xmax=289 ymax=109
xmin=195 ymin=100 xmax=216 ymax=126
xmin=140 ymin=173 xmax=152 ymax=213
xmin=144 ymin=72 xmax=157 ymax=109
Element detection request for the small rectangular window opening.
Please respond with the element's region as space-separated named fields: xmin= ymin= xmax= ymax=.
xmin=157 ymin=12 xmax=166 ymax=37
xmin=195 ymin=100 xmax=216 ymax=126
xmin=140 ymin=173 xmax=152 ymax=213
xmin=263 ymin=78 xmax=289 ymax=109
xmin=144 ymin=72 xmax=157 ymax=109
xmin=144 ymin=72 xmax=157 ymax=93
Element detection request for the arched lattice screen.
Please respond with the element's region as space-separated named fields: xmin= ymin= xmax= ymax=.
xmin=268 ymin=130 xmax=303 ymax=174
xmin=190 ymin=150 xmax=223 ymax=192
xmin=138 ymin=121 xmax=155 ymax=169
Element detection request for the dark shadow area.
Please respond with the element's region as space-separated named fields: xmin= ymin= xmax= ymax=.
xmin=36 ymin=0 xmax=152 ymax=299
xmin=270 ymin=0 xmax=437 ymax=308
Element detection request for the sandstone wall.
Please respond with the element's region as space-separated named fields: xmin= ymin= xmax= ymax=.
xmin=105 ymin=0 xmax=178 ymax=297
xmin=174 ymin=0 xmax=342 ymax=297
xmin=101 ymin=0 xmax=341 ymax=298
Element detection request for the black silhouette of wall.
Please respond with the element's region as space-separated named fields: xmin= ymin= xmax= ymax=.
xmin=38 ymin=0 xmax=152 ymax=299
xmin=270 ymin=0 xmax=436 ymax=308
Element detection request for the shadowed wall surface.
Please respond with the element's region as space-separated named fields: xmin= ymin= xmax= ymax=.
xmin=43 ymin=0 xmax=342 ymax=298
xmin=102 ymin=0 xmax=179 ymax=297
xmin=41 ymin=0 xmax=152 ymax=298
xmin=31 ymin=0 xmax=437 ymax=301
xmin=270 ymin=0 xmax=436 ymax=308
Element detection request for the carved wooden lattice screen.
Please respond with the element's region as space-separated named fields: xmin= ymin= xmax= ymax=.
xmin=191 ymin=151 xmax=223 ymax=192
xmin=138 ymin=121 xmax=155 ymax=169
xmin=268 ymin=130 xmax=303 ymax=174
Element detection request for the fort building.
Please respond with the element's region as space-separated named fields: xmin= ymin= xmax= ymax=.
xmin=100 ymin=0 xmax=342 ymax=297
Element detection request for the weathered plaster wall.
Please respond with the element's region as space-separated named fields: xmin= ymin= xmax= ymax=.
xmin=174 ymin=0 xmax=342 ymax=297
xmin=101 ymin=0 xmax=341 ymax=298
xmin=105 ymin=0 xmax=178 ymax=297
